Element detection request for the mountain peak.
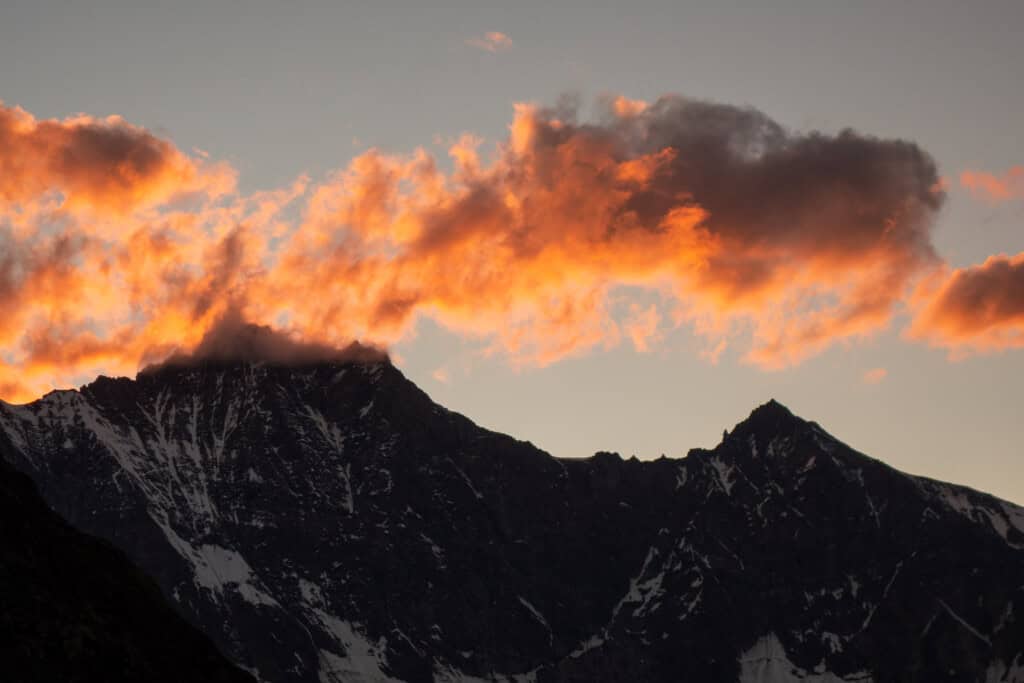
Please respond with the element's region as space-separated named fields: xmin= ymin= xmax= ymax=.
xmin=135 ymin=352 xmax=390 ymax=383
xmin=750 ymin=397 xmax=794 ymax=418
xmin=725 ymin=398 xmax=804 ymax=439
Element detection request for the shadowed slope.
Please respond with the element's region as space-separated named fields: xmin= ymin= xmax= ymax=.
xmin=0 ymin=455 xmax=254 ymax=682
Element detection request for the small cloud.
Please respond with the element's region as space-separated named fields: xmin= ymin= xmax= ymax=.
xmin=960 ymin=166 xmax=1024 ymax=201
xmin=611 ymin=95 xmax=648 ymax=118
xmin=466 ymin=31 xmax=513 ymax=53
xmin=431 ymin=367 xmax=450 ymax=383
xmin=624 ymin=304 xmax=661 ymax=353
xmin=862 ymin=367 xmax=888 ymax=385
xmin=700 ymin=339 xmax=728 ymax=365
xmin=906 ymin=251 xmax=1024 ymax=356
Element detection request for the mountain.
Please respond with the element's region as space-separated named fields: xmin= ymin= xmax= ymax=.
xmin=0 ymin=450 xmax=254 ymax=682
xmin=0 ymin=359 xmax=1022 ymax=682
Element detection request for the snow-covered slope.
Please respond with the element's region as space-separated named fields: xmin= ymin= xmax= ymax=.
xmin=1 ymin=363 xmax=1022 ymax=682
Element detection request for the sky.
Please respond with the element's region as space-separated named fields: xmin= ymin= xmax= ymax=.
xmin=0 ymin=0 xmax=1022 ymax=503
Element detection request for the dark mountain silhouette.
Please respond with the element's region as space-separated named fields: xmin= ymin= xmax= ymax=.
xmin=1 ymin=360 xmax=1021 ymax=682
xmin=0 ymin=454 xmax=253 ymax=682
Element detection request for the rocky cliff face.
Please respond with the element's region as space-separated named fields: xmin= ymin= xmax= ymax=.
xmin=1 ymin=359 xmax=1021 ymax=682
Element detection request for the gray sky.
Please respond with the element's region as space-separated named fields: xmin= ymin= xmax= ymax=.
xmin=2 ymin=0 xmax=1022 ymax=502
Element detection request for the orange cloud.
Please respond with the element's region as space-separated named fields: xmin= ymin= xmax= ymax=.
xmin=609 ymin=95 xmax=648 ymax=118
xmin=960 ymin=166 xmax=1024 ymax=201
xmin=0 ymin=103 xmax=234 ymax=215
xmin=0 ymin=103 xmax=292 ymax=400
xmin=907 ymin=252 xmax=1024 ymax=355
xmin=270 ymin=97 xmax=944 ymax=369
xmin=624 ymin=304 xmax=662 ymax=353
xmin=862 ymin=367 xmax=888 ymax=384
xmin=466 ymin=31 xmax=514 ymax=53
xmin=0 ymin=96 xmax=952 ymax=402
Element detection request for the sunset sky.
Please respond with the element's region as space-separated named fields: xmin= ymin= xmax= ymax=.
xmin=1 ymin=0 xmax=1022 ymax=503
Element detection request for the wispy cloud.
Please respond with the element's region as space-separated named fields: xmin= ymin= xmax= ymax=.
xmin=862 ymin=367 xmax=888 ymax=385
xmin=624 ymin=304 xmax=661 ymax=353
xmin=908 ymin=252 xmax=1024 ymax=356
xmin=961 ymin=166 xmax=1024 ymax=201
xmin=466 ymin=31 xmax=513 ymax=53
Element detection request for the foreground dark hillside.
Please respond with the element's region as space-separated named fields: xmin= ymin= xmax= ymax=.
xmin=0 ymin=457 xmax=253 ymax=682
xmin=1 ymin=360 xmax=1022 ymax=682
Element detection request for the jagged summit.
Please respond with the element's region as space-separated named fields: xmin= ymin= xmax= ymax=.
xmin=746 ymin=397 xmax=797 ymax=421
xmin=138 ymin=348 xmax=386 ymax=376
xmin=131 ymin=353 xmax=393 ymax=391
xmin=1 ymin=364 xmax=1022 ymax=682
xmin=725 ymin=398 xmax=804 ymax=440
xmin=82 ymin=354 xmax=402 ymax=404
xmin=687 ymin=398 xmax=816 ymax=468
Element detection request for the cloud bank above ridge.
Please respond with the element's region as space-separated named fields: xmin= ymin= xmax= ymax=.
xmin=0 ymin=95 xmax=1016 ymax=401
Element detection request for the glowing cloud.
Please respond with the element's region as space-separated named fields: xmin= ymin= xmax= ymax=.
xmin=862 ymin=367 xmax=888 ymax=385
xmin=269 ymin=96 xmax=944 ymax=370
xmin=0 ymin=103 xmax=234 ymax=214
xmin=908 ymin=252 xmax=1024 ymax=355
xmin=466 ymin=31 xmax=514 ymax=53
xmin=0 ymin=96 xmax=955 ymax=401
xmin=624 ymin=304 xmax=662 ymax=353
xmin=960 ymin=166 xmax=1024 ymax=201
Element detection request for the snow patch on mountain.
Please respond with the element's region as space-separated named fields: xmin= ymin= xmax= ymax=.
xmin=986 ymin=654 xmax=1024 ymax=683
xmin=937 ymin=599 xmax=992 ymax=645
xmin=313 ymin=616 xmax=396 ymax=683
xmin=151 ymin=513 xmax=278 ymax=606
xmin=0 ymin=403 xmax=38 ymax=457
xmin=432 ymin=662 xmax=538 ymax=683
xmin=709 ymin=457 xmax=736 ymax=495
xmin=611 ymin=546 xmax=668 ymax=621
xmin=931 ymin=483 xmax=1024 ymax=548
xmin=516 ymin=596 xmax=554 ymax=646
xmin=738 ymin=633 xmax=872 ymax=682
xmin=675 ymin=466 xmax=688 ymax=490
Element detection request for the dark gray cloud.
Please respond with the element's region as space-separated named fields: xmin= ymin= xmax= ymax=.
xmin=143 ymin=308 xmax=388 ymax=373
